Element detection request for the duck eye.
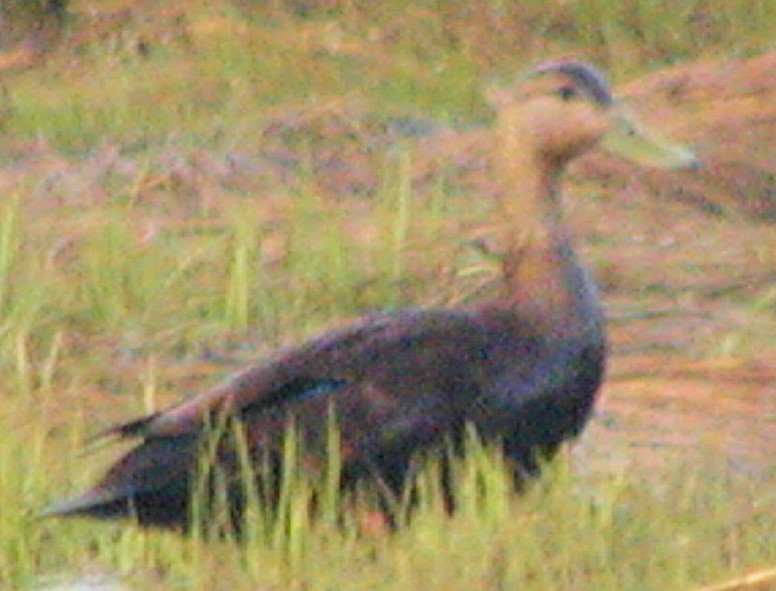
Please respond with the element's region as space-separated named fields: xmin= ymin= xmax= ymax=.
xmin=556 ymin=85 xmax=577 ymax=101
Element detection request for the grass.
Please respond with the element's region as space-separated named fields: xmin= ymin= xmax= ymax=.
xmin=3 ymin=0 xmax=775 ymax=148
xmin=1 ymin=0 xmax=775 ymax=590
xmin=2 ymin=410 xmax=774 ymax=590
xmin=1 ymin=165 xmax=774 ymax=590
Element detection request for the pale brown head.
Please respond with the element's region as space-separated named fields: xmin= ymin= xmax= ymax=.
xmin=491 ymin=61 xmax=699 ymax=172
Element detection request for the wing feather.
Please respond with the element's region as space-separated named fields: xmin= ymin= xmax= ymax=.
xmin=114 ymin=308 xmax=497 ymax=442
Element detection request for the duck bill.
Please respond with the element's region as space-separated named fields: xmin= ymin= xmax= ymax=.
xmin=599 ymin=109 xmax=699 ymax=170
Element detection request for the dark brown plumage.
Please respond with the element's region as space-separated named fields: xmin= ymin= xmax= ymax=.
xmin=44 ymin=61 xmax=698 ymax=530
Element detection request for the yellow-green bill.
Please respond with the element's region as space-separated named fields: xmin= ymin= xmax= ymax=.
xmin=600 ymin=109 xmax=699 ymax=170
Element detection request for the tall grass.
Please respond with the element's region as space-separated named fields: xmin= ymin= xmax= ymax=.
xmin=0 ymin=1 xmax=774 ymax=590
xmin=0 ymin=194 xmax=20 ymax=313
xmin=3 ymin=406 xmax=774 ymax=591
xmin=2 ymin=203 xmax=774 ymax=587
xmin=224 ymin=206 xmax=262 ymax=331
xmin=3 ymin=172 xmax=772 ymax=589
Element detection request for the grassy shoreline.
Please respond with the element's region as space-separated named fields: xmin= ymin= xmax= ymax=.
xmin=1 ymin=1 xmax=775 ymax=589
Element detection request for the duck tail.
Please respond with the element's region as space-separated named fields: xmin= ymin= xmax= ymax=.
xmin=43 ymin=434 xmax=199 ymax=529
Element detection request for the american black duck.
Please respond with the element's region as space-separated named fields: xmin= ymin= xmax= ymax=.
xmin=45 ymin=61 xmax=698 ymax=530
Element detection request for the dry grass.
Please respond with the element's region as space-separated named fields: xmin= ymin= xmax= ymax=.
xmin=1 ymin=1 xmax=775 ymax=590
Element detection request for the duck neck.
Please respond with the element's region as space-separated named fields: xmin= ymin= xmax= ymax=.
xmin=489 ymin=123 xmax=600 ymax=337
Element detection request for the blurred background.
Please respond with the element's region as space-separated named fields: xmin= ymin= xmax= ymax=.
xmin=0 ymin=2 xmax=774 ymax=590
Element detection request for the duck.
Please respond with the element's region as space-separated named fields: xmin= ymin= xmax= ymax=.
xmin=44 ymin=61 xmax=698 ymax=531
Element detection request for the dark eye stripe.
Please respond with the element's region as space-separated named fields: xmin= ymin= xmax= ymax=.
xmin=533 ymin=61 xmax=613 ymax=107
xmin=557 ymin=85 xmax=577 ymax=101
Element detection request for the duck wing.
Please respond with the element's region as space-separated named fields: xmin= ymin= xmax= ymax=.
xmin=97 ymin=307 xmax=505 ymax=470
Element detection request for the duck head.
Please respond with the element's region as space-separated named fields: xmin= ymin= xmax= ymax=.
xmin=491 ymin=60 xmax=699 ymax=173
